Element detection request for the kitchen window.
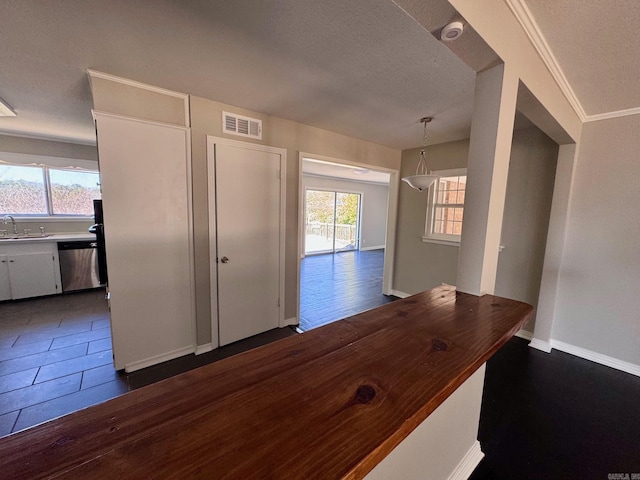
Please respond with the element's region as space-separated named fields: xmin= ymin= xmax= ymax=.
xmin=422 ymin=168 xmax=467 ymax=245
xmin=0 ymin=163 xmax=100 ymax=217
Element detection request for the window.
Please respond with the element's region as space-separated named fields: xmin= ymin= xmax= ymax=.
xmin=423 ymin=168 xmax=467 ymax=245
xmin=0 ymin=164 xmax=100 ymax=217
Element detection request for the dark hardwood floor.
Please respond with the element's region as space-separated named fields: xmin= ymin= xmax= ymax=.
xmin=0 ymin=291 xmax=296 ymax=437
xmin=470 ymin=337 xmax=640 ymax=480
xmin=299 ymin=249 xmax=394 ymax=331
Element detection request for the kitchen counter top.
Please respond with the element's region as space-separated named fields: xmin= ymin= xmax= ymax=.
xmin=0 ymin=233 xmax=95 ymax=244
xmin=0 ymin=285 xmax=533 ymax=479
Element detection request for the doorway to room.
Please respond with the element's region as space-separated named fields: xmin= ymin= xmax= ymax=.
xmin=298 ymin=155 xmax=399 ymax=331
xmin=304 ymin=190 xmax=361 ymax=255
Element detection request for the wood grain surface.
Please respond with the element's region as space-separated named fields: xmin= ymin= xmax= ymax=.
xmin=0 ymin=286 xmax=533 ymax=479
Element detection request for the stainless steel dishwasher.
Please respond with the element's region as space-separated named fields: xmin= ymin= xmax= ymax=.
xmin=57 ymin=241 xmax=101 ymax=292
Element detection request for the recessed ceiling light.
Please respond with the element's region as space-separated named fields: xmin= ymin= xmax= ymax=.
xmin=441 ymin=21 xmax=464 ymax=42
xmin=353 ymin=168 xmax=370 ymax=175
xmin=0 ymin=97 xmax=16 ymax=117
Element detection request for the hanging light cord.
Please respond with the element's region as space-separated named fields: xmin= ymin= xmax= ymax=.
xmin=416 ymin=117 xmax=432 ymax=175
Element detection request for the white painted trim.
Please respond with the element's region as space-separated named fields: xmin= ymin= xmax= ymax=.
xmin=124 ymin=345 xmax=195 ymax=373
xmin=195 ymin=343 xmax=213 ymax=355
xmin=184 ymin=129 xmax=197 ymax=356
xmin=551 ymin=340 xmax=640 ymax=377
xmin=529 ymin=338 xmax=552 ymax=353
xmin=92 ymin=110 xmax=189 ymax=132
xmin=390 ymin=289 xmax=411 ymax=299
xmin=360 ymin=245 xmax=385 ymax=251
xmin=206 ymin=136 xmax=288 ymax=336
xmin=584 ymin=106 xmax=640 ymax=122
xmin=514 ymin=329 xmax=533 ymax=341
xmin=446 ymin=441 xmax=484 ymax=480
xmin=283 ymin=317 xmax=298 ymax=328
xmin=87 ymin=70 xmax=190 ymax=127
xmin=504 ymin=0 xmax=587 ymax=121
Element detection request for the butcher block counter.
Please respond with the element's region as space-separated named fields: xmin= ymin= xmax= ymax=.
xmin=0 ymin=286 xmax=533 ymax=479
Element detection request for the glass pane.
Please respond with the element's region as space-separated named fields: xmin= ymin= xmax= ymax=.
xmin=0 ymin=165 xmax=47 ymax=214
xmin=456 ymin=189 xmax=465 ymax=204
xmin=335 ymin=192 xmax=359 ymax=251
xmin=433 ymin=220 xmax=443 ymax=234
xmin=49 ymin=169 xmax=101 ymax=215
xmin=435 ymin=206 xmax=443 ymax=221
xmin=305 ymin=190 xmax=336 ymax=254
xmin=454 ymin=208 xmax=464 ymax=222
xmin=453 ymin=222 xmax=463 ymax=235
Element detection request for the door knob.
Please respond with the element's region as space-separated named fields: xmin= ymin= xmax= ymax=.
xmin=220 ymin=256 xmax=230 ymax=263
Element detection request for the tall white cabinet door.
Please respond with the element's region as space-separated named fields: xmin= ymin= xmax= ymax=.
xmin=96 ymin=113 xmax=194 ymax=372
xmin=212 ymin=141 xmax=282 ymax=346
xmin=0 ymin=255 xmax=12 ymax=301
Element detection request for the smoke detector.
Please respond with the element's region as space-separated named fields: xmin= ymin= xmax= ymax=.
xmin=440 ymin=21 xmax=464 ymax=42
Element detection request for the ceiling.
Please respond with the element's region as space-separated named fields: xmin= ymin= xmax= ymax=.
xmin=520 ymin=0 xmax=640 ymax=117
xmin=302 ymin=158 xmax=391 ymax=185
xmin=0 ymin=0 xmax=483 ymax=149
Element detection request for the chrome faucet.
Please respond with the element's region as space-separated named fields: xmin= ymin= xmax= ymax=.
xmin=2 ymin=215 xmax=18 ymax=235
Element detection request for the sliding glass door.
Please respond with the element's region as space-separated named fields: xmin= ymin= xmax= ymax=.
xmin=305 ymin=189 xmax=361 ymax=255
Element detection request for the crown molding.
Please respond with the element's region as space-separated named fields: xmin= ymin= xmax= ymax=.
xmin=504 ymin=0 xmax=587 ymax=122
xmin=584 ymin=106 xmax=640 ymax=122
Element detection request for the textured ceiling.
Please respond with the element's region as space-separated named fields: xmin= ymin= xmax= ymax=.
xmin=0 ymin=0 xmax=479 ymax=149
xmin=524 ymin=0 xmax=640 ymax=115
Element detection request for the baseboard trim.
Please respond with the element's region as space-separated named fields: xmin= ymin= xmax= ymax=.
xmin=551 ymin=340 xmax=640 ymax=377
xmin=124 ymin=345 xmax=196 ymax=373
xmin=515 ymin=329 xmax=533 ymax=341
xmin=195 ymin=343 xmax=213 ymax=355
xmin=446 ymin=440 xmax=484 ymax=480
xmin=390 ymin=289 xmax=411 ymax=299
xmin=529 ymin=338 xmax=553 ymax=353
xmin=360 ymin=245 xmax=385 ymax=251
xmin=281 ymin=317 xmax=298 ymax=328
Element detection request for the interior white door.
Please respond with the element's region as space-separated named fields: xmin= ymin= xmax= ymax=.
xmin=214 ymin=142 xmax=281 ymax=346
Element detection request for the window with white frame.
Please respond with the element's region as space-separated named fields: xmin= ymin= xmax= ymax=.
xmin=423 ymin=168 xmax=467 ymax=244
xmin=0 ymin=162 xmax=100 ymax=217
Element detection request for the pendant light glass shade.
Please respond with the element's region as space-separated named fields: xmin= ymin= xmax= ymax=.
xmin=402 ymin=117 xmax=439 ymax=192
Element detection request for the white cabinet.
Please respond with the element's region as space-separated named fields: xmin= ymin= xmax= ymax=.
xmin=0 ymin=255 xmax=11 ymax=301
xmin=95 ymin=112 xmax=195 ymax=372
xmin=0 ymin=243 xmax=60 ymax=300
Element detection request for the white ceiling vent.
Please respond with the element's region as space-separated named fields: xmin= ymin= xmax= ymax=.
xmin=222 ymin=111 xmax=262 ymax=140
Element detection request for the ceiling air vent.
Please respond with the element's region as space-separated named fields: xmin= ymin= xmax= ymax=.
xmin=222 ymin=111 xmax=262 ymax=140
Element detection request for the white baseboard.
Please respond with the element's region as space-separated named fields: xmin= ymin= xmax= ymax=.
xmin=390 ymin=289 xmax=411 ymax=299
xmin=360 ymin=245 xmax=385 ymax=251
xmin=514 ymin=329 xmax=533 ymax=341
xmin=124 ymin=345 xmax=195 ymax=373
xmin=551 ymin=340 xmax=640 ymax=377
xmin=446 ymin=441 xmax=484 ymax=480
xmin=281 ymin=317 xmax=298 ymax=328
xmin=529 ymin=338 xmax=553 ymax=353
xmin=195 ymin=343 xmax=213 ymax=355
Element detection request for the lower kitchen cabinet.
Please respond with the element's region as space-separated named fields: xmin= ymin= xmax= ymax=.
xmin=0 ymin=243 xmax=61 ymax=300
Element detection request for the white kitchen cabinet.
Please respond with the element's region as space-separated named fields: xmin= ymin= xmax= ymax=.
xmin=0 ymin=255 xmax=11 ymax=301
xmin=8 ymin=253 xmax=58 ymax=299
xmin=0 ymin=242 xmax=61 ymax=300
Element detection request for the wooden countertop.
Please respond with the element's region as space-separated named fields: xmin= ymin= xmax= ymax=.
xmin=0 ymin=286 xmax=533 ymax=479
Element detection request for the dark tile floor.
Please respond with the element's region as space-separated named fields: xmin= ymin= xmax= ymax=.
xmin=0 ymin=290 xmax=297 ymax=437
xmin=470 ymin=337 xmax=640 ymax=479
xmin=299 ymin=249 xmax=394 ymax=331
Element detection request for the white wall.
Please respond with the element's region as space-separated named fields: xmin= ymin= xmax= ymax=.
xmin=302 ymin=175 xmax=389 ymax=250
xmin=552 ymin=115 xmax=640 ymax=366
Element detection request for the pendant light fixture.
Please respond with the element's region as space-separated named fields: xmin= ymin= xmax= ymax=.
xmin=402 ymin=116 xmax=439 ymax=192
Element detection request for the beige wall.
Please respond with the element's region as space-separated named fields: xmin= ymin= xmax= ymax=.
xmin=551 ymin=115 xmax=640 ymax=366
xmin=495 ymin=126 xmax=559 ymax=332
xmin=393 ymin=139 xmax=468 ymax=294
xmin=190 ymin=96 xmax=400 ymax=344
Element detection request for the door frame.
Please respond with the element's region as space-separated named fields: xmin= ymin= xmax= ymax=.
xmin=297 ymin=152 xmax=400 ymax=322
xmin=303 ymin=187 xmax=364 ymax=255
xmin=207 ymin=136 xmax=287 ymax=348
